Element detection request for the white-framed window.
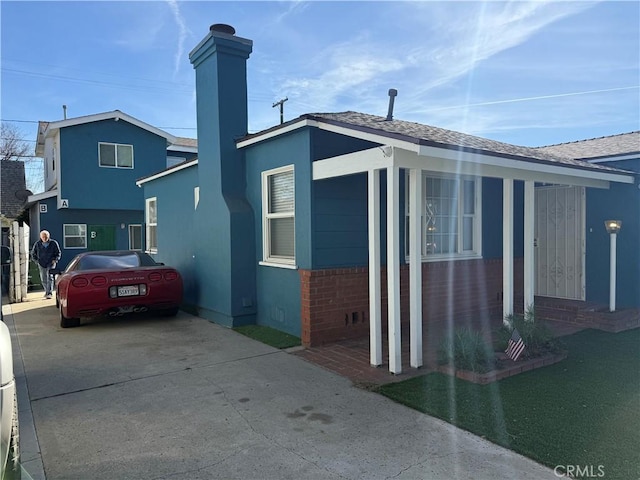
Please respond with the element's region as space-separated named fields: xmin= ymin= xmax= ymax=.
xmin=405 ymin=173 xmax=481 ymax=260
xmin=128 ymin=224 xmax=142 ymax=250
xmin=261 ymin=165 xmax=295 ymax=266
xmin=99 ymin=142 xmax=134 ymax=169
xmin=63 ymin=224 xmax=87 ymax=249
xmin=145 ymin=198 xmax=157 ymax=253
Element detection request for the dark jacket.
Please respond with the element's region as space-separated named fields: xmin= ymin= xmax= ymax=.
xmin=31 ymin=239 xmax=61 ymax=269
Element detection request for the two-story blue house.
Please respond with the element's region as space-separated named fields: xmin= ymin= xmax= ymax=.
xmin=138 ymin=24 xmax=639 ymax=375
xmin=27 ymin=110 xmax=196 ymax=269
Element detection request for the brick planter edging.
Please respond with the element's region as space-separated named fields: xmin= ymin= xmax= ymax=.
xmin=436 ymin=351 xmax=568 ymax=385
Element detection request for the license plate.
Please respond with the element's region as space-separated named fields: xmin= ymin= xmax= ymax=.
xmin=117 ymin=285 xmax=139 ymax=297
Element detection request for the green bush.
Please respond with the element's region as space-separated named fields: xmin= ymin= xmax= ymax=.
xmin=497 ymin=308 xmax=563 ymax=359
xmin=438 ymin=327 xmax=496 ymax=373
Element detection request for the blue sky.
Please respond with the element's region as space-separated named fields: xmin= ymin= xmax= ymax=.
xmin=2 ymin=1 xmax=639 ymax=183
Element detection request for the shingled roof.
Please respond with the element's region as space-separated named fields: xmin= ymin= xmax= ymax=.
xmin=242 ymin=111 xmax=629 ymax=175
xmin=1 ymin=160 xmax=28 ymax=220
xmin=535 ymin=131 xmax=640 ymax=161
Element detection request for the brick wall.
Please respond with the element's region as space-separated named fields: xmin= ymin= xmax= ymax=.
xmin=299 ymin=258 xmax=524 ymax=347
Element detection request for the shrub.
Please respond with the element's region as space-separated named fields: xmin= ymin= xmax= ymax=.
xmin=497 ymin=308 xmax=563 ymax=359
xmin=438 ymin=327 xmax=496 ymax=373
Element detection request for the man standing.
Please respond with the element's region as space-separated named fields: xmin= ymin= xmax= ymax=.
xmin=31 ymin=230 xmax=61 ymax=299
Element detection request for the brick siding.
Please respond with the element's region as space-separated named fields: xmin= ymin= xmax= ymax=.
xmin=300 ymin=258 xmax=524 ymax=347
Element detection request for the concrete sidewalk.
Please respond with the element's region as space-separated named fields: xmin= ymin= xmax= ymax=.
xmin=3 ymin=292 xmax=558 ymax=480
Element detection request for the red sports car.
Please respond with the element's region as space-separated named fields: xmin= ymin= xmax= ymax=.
xmin=55 ymin=250 xmax=183 ymax=328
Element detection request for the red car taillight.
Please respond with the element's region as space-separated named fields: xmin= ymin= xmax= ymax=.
xmin=148 ymin=272 xmax=162 ymax=282
xmin=91 ymin=276 xmax=107 ymax=286
xmin=71 ymin=277 xmax=89 ymax=288
xmin=164 ymin=271 xmax=179 ymax=281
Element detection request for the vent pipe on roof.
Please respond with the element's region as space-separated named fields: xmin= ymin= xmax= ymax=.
xmin=62 ymin=105 xmax=67 ymax=120
xmin=386 ymin=89 xmax=398 ymax=121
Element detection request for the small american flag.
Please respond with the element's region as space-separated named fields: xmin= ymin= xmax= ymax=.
xmin=505 ymin=328 xmax=526 ymax=361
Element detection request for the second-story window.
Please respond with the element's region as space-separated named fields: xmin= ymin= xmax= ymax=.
xmin=99 ymin=142 xmax=134 ymax=169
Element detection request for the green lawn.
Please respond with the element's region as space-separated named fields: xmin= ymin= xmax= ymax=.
xmin=233 ymin=325 xmax=301 ymax=349
xmin=377 ymin=329 xmax=640 ymax=480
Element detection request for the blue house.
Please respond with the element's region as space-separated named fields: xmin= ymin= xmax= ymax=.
xmin=27 ymin=110 xmax=196 ymax=269
xmin=138 ymin=24 xmax=639 ymax=374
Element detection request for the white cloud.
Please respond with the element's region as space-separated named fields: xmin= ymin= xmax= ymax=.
xmin=165 ymin=0 xmax=191 ymax=78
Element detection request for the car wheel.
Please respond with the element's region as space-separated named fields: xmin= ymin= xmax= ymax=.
xmin=2 ymin=390 xmax=21 ymax=480
xmin=60 ymin=309 xmax=80 ymax=328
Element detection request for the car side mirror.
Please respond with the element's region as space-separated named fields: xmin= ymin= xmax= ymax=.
xmin=0 ymin=246 xmax=11 ymax=265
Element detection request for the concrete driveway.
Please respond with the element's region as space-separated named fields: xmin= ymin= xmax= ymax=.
xmin=3 ymin=292 xmax=558 ymax=480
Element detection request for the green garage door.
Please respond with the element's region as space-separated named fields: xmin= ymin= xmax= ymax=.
xmin=87 ymin=225 xmax=116 ymax=251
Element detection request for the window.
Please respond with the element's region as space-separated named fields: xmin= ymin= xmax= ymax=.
xmin=129 ymin=224 xmax=142 ymax=250
xmin=405 ymin=174 xmax=481 ymax=259
xmin=64 ymin=224 xmax=87 ymax=249
xmin=261 ymin=165 xmax=295 ymax=266
xmin=99 ymin=142 xmax=134 ymax=168
xmin=145 ymin=198 xmax=157 ymax=253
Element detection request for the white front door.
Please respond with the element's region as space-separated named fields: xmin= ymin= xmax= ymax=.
xmin=535 ymin=186 xmax=585 ymax=300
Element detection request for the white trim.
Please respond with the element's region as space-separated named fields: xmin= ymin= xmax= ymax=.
xmin=580 ymin=187 xmax=586 ymax=300
xmin=145 ymin=197 xmax=158 ymax=254
xmin=405 ymin=172 xmax=482 ymax=260
xmin=503 ymin=179 xmax=514 ymax=322
xmin=98 ymin=142 xmax=134 ymax=169
xmin=313 ymin=146 xmax=393 ymax=180
xmin=387 ymin=165 xmax=401 ymax=374
xmin=313 ymin=144 xmax=630 ymax=188
xmin=239 ymin=119 xmax=421 ymax=154
xmin=408 ymin=168 xmax=422 ymax=368
xmin=63 ymin=223 xmax=87 ymax=249
xmin=261 ymin=165 xmax=295 ymax=266
xmin=523 ymin=181 xmax=535 ymax=311
xmin=136 ymin=159 xmax=198 ymax=186
xmin=588 ymin=153 xmax=639 ymax=163
xmin=368 ymin=169 xmax=382 ymax=367
xmin=167 ymin=144 xmax=197 ymax=154
xmin=417 ymin=145 xmax=633 ymax=185
xmin=242 ymin=118 xmax=633 ymax=186
xmin=258 ymin=261 xmax=298 ymax=270
xmin=39 ymin=110 xmax=177 ymax=145
xmin=27 ymin=190 xmax=57 ymax=204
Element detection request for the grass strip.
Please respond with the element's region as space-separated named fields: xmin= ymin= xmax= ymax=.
xmin=377 ymin=328 xmax=640 ymax=480
xmin=233 ymin=324 xmax=301 ymax=349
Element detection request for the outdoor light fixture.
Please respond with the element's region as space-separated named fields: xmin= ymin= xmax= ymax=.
xmin=604 ymin=220 xmax=622 ymax=234
xmin=605 ymin=220 xmax=622 ymax=312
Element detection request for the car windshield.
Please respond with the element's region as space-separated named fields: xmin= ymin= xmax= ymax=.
xmin=77 ymin=253 xmax=142 ymax=270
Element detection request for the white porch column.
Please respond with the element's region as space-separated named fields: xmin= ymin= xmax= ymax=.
xmin=409 ymin=169 xmax=423 ymax=368
xmin=503 ymin=179 xmax=514 ymax=324
xmin=368 ymin=169 xmax=382 ymax=366
xmin=387 ymin=165 xmax=402 ymax=374
xmin=523 ymin=180 xmax=535 ymax=315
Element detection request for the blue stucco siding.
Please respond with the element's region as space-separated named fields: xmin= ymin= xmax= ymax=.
xmin=255 ymin=267 xmax=302 ymax=337
xmin=141 ymin=165 xmax=199 ymax=309
xmin=244 ymin=129 xmax=313 ymax=334
xmin=59 ymin=119 xmax=168 ymax=211
xmin=310 ymin=129 xmax=379 ymax=161
xmin=313 ymin=175 xmax=369 ymax=268
xmin=596 ymin=158 xmax=640 ymax=173
xmin=482 ymin=178 xmax=525 ymax=259
xmin=35 ymin=197 xmax=143 ymax=270
xmin=586 ymin=182 xmax=640 ymax=308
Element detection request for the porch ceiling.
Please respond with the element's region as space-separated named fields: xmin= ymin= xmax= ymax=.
xmin=312 ymin=145 xmax=634 ymax=188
